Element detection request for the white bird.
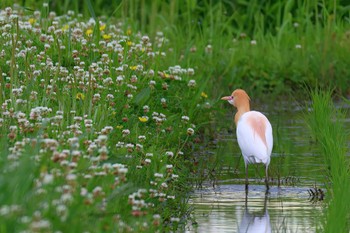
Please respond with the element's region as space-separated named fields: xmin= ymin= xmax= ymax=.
xmin=221 ymin=89 xmax=273 ymax=190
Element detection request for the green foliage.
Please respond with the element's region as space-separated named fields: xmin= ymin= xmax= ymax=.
xmin=4 ymin=0 xmax=350 ymax=96
xmin=306 ymin=90 xmax=350 ymax=233
xmin=0 ymin=5 xmax=211 ymax=232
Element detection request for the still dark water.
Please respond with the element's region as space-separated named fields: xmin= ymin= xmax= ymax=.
xmin=186 ymin=99 xmax=348 ymax=233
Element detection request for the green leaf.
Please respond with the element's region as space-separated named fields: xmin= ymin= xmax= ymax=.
xmin=133 ymin=87 xmax=151 ymax=106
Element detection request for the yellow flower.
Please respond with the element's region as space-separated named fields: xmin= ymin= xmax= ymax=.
xmin=62 ymin=24 xmax=69 ymax=32
xmin=102 ymin=34 xmax=112 ymax=40
xmin=116 ymin=125 xmax=123 ymax=129
xmin=138 ymin=116 xmax=148 ymax=122
xmin=99 ymin=24 xmax=106 ymax=31
xmin=130 ymin=66 xmax=137 ymax=71
xmin=126 ymin=29 xmax=132 ymax=35
xmin=28 ymin=18 xmax=36 ymax=25
xmin=85 ymin=29 xmax=93 ymax=36
xmin=201 ymin=92 xmax=208 ymax=98
xmin=76 ymin=92 xmax=85 ymax=100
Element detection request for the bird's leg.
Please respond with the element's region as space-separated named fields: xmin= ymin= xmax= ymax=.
xmin=244 ymin=188 xmax=248 ymax=207
xmin=265 ymin=164 xmax=269 ymax=190
xmin=245 ymin=163 xmax=248 ymax=191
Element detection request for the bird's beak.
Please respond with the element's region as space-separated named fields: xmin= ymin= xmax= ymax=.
xmin=221 ymin=96 xmax=231 ymax=100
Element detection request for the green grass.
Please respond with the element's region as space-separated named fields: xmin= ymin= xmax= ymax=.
xmin=0 ymin=5 xmax=211 ymax=232
xmin=2 ymin=0 xmax=350 ymax=97
xmin=305 ymin=90 xmax=350 ymax=233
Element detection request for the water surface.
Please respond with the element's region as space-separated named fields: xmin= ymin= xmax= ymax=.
xmin=186 ymin=184 xmax=322 ymax=232
xmin=186 ymin=99 xmax=338 ymax=232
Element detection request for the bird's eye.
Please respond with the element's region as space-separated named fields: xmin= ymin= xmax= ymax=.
xmin=228 ymin=96 xmax=234 ymax=104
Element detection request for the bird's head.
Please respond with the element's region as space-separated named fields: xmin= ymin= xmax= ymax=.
xmin=221 ymin=89 xmax=250 ymax=108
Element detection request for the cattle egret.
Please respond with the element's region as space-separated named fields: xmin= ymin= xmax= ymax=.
xmin=221 ymin=89 xmax=273 ymax=190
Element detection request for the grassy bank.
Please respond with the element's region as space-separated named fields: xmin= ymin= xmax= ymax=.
xmin=306 ymin=90 xmax=350 ymax=232
xmin=0 ymin=5 xmax=212 ymax=232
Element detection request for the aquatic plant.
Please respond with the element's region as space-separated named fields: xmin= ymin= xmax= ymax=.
xmin=306 ymin=90 xmax=350 ymax=232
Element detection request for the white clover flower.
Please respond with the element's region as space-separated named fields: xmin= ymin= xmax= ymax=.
xmin=118 ymin=167 xmax=128 ymax=174
xmin=165 ymin=151 xmax=174 ymax=157
xmin=187 ymin=128 xmax=194 ymax=136
xmin=42 ymin=173 xmax=54 ymax=184
xmin=141 ymin=35 xmax=150 ymax=43
xmin=170 ymin=217 xmax=180 ymax=222
xmin=187 ymin=68 xmax=195 ymax=75
xmin=9 ymin=14 xmax=18 ymax=20
xmin=106 ymin=94 xmax=114 ymax=100
xmin=148 ymin=69 xmax=155 ymax=76
xmin=205 ymin=44 xmax=212 ymax=53
xmin=92 ymin=186 xmax=103 ymax=195
xmin=66 ymin=174 xmax=77 ymax=181
xmin=9 ymin=125 xmax=18 ymax=132
xmin=143 ymin=105 xmax=150 ymax=112
xmin=116 ymin=141 xmax=125 ymax=148
xmin=181 ymin=116 xmax=190 ymax=122
xmin=153 ymin=116 xmax=162 ymax=123
xmin=30 ymin=219 xmax=51 ymax=231
xmin=145 ymin=158 xmax=151 ymax=164
xmin=98 ymin=146 xmax=108 ymax=154
xmin=154 ymin=173 xmax=164 ymax=178
xmin=188 ymin=79 xmax=196 ymax=87
xmin=122 ymin=129 xmax=130 ymax=136
xmin=149 ymin=80 xmax=156 ymax=86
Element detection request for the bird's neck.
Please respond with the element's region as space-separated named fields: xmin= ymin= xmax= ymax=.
xmin=234 ymin=104 xmax=250 ymax=125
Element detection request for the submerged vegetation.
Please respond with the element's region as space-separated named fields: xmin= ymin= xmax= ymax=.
xmin=0 ymin=0 xmax=349 ymax=232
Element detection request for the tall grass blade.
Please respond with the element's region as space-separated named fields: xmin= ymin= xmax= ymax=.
xmin=305 ymin=90 xmax=350 ymax=232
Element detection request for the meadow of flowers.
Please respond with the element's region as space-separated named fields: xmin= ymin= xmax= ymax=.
xmin=0 ymin=5 xmax=211 ymax=232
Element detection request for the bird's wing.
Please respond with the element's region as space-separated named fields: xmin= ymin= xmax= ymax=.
xmin=265 ymin=119 xmax=273 ymax=157
xmin=236 ymin=111 xmax=272 ymax=164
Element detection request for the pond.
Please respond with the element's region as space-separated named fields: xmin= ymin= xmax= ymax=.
xmin=185 ymin=99 xmax=344 ymax=233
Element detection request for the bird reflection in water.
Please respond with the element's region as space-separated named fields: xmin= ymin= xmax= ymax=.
xmin=238 ymin=191 xmax=271 ymax=233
